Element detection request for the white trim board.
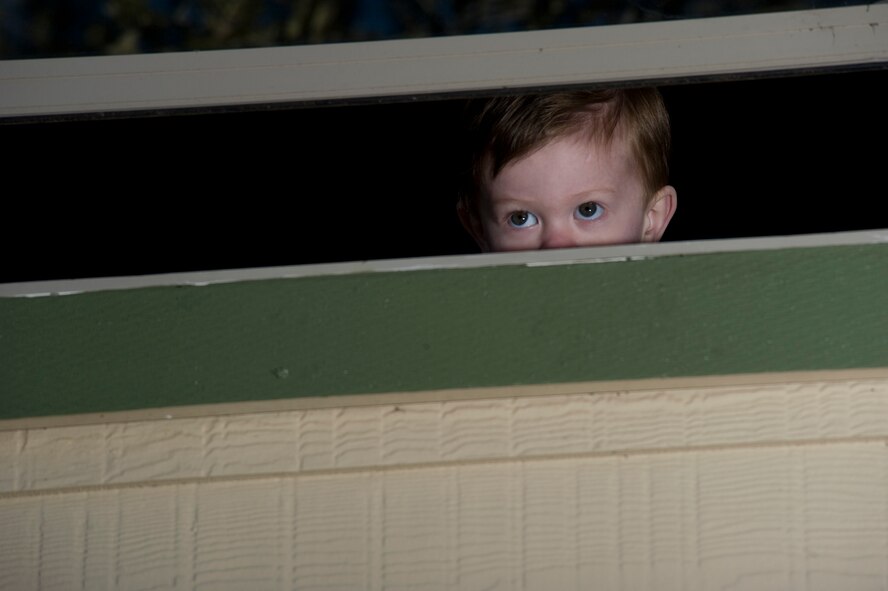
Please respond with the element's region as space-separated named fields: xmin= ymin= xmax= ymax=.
xmin=1 ymin=5 xmax=886 ymax=118
xmin=2 ymin=228 xmax=886 ymax=298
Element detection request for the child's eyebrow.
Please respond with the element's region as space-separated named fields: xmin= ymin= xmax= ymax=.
xmin=568 ymin=187 xmax=619 ymax=198
xmin=489 ymin=188 xmax=620 ymax=209
xmin=487 ymin=195 xmax=539 ymax=208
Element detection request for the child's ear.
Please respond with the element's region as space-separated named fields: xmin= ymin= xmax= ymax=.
xmin=457 ymin=199 xmax=490 ymax=252
xmin=641 ymin=185 xmax=677 ymax=243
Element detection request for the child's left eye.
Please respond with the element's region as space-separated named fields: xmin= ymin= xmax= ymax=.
xmin=575 ymin=201 xmax=604 ymax=221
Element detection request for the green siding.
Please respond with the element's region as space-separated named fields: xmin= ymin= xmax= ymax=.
xmin=2 ymin=244 xmax=886 ymax=420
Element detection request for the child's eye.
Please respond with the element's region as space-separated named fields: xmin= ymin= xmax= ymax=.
xmin=575 ymin=201 xmax=604 ymax=221
xmin=508 ymin=211 xmax=539 ymax=228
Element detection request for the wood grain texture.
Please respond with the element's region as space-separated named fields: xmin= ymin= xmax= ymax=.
xmin=3 ymin=378 xmax=887 ymax=494
xmin=3 ymin=377 xmax=887 ymax=589
xmin=2 ymin=443 xmax=886 ymax=590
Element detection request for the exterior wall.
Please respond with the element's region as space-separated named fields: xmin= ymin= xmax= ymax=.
xmin=3 ymin=241 xmax=887 ymax=424
xmin=2 ymin=3 xmax=885 ymax=586
xmin=2 ymin=236 xmax=887 ymax=589
xmin=2 ymin=376 xmax=888 ymax=590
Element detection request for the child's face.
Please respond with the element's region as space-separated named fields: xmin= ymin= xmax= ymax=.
xmin=467 ymin=131 xmax=675 ymax=252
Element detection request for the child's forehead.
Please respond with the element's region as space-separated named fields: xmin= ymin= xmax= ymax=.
xmin=479 ymin=131 xmax=648 ymax=208
xmin=483 ymin=127 xmax=633 ymax=185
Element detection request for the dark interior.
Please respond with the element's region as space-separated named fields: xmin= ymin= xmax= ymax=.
xmin=3 ymin=67 xmax=886 ymax=283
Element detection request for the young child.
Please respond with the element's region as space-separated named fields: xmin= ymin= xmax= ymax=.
xmin=457 ymin=88 xmax=677 ymax=252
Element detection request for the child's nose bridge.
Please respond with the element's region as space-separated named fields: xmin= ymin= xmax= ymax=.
xmin=540 ymin=218 xmax=578 ymax=249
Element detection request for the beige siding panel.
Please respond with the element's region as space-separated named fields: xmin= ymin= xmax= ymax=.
xmin=3 ymin=378 xmax=887 ymax=494
xmin=2 ymin=376 xmax=888 ymax=589
xmin=2 ymin=444 xmax=887 ymax=590
xmin=0 ymin=497 xmax=39 ymax=590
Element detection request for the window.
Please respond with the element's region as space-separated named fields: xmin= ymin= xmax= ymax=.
xmin=2 ymin=4 xmax=885 ymax=282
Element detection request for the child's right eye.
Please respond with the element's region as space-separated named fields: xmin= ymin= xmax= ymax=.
xmin=508 ymin=211 xmax=539 ymax=228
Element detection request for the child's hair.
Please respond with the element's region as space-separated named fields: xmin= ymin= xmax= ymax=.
xmin=459 ymin=87 xmax=671 ymax=209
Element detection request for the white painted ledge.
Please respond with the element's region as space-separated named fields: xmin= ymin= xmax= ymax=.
xmin=1 ymin=5 xmax=886 ymax=118
xmin=2 ymin=228 xmax=887 ymax=297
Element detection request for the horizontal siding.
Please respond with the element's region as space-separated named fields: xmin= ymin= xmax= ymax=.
xmin=1 ymin=378 xmax=886 ymax=494
xmin=2 ymin=239 xmax=886 ymax=588
xmin=1 ymin=377 xmax=887 ymax=589
xmin=5 ymin=449 xmax=886 ymax=590
xmin=2 ymin=243 xmax=888 ymax=423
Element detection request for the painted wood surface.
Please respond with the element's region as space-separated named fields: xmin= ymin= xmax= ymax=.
xmin=2 ymin=243 xmax=887 ymax=422
xmin=2 ymin=378 xmax=887 ymax=494
xmin=2 ymin=377 xmax=887 ymax=590
xmin=1 ymin=5 xmax=886 ymax=118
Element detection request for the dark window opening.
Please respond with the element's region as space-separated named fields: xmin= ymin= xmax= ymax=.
xmin=3 ymin=67 xmax=886 ymax=283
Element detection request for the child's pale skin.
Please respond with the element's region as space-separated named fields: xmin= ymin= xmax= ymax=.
xmin=461 ymin=130 xmax=677 ymax=252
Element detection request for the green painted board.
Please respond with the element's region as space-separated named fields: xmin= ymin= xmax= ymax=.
xmin=2 ymin=244 xmax=887 ymax=420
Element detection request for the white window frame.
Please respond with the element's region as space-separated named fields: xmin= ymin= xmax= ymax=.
xmin=0 ymin=5 xmax=886 ymax=119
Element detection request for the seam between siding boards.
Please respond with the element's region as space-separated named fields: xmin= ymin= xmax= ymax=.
xmin=5 ymin=435 xmax=887 ymax=500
